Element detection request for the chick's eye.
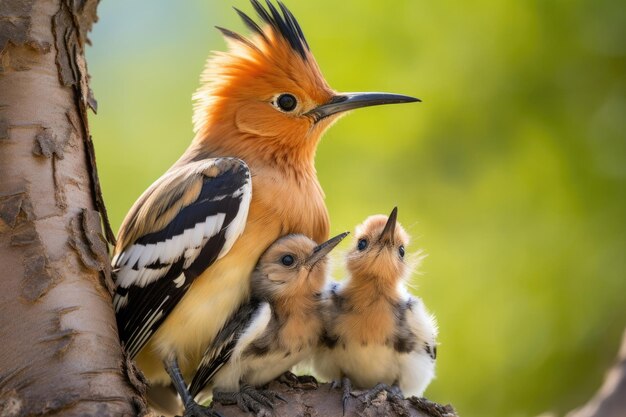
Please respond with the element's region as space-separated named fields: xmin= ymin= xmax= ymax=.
xmin=357 ymin=239 xmax=368 ymax=251
xmin=399 ymin=245 xmax=405 ymax=258
xmin=276 ymin=94 xmax=297 ymax=112
xmin=281 ymin=254 xmax=295 ymax=266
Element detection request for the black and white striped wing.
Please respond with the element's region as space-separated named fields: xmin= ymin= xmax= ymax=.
xmin=188 ymin=299 xmax=269 ymax=397
xmin=112 ymin=158 xmax=252 ymax=358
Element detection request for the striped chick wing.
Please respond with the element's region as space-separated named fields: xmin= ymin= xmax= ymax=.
xmin=188 ymin=299 xmax=269 ymax=397
xmin=403 ymin=296 xmax=438 ymax=358
xmin=112 ymin=157 xmax=252 ymax=358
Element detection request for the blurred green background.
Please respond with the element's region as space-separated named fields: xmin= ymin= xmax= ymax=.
xmin=87 ymin=1 xmax=626 ymax=416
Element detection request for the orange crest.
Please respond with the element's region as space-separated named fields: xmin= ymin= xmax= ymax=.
xmin=193 ymin=1 xmax=335 ymax=159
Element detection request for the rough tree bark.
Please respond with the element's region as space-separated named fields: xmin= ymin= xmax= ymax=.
xmin=0 ymin=1 xmax=146 ymax=416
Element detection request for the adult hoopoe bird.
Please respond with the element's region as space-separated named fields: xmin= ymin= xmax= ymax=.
xmin=314 ymin=208 xmax=438 ymax=412
xmin=111 ymin=0 xmax=418 ymax=412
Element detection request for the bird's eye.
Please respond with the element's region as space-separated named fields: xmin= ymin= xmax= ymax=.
xmin=357 ymin=239 xmax=368 ymax=251
xmin=399 ymin=245 xmax=405 ymax=258
xmin=281 ymin=254 xmax=295 ymax=266
xmin=276 ymin=94 xmax=297 ymax=112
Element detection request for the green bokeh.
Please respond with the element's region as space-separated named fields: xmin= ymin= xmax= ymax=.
xmin=87 ymin=1 xmax=626 ymax=416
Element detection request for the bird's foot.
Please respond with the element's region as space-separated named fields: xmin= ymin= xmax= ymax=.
xmin=408 ymin=397 xmax=457 ymax=417
xmin=336 ymin=377 xmax=353 ymax=416
xmin=328 ymin=377 xmax=357 ymax=415
xmin=213 ymin=384 xmax=284 ymax=417
xmin=181 ymin=400 xmax=225 ymax=417
xmin=359 ymin=382 xmax=403 ymax=403
xmin=278 ymin=371 xmax=318 ymax=390
xmin=354 ymin=383 xmax=411 ymax=415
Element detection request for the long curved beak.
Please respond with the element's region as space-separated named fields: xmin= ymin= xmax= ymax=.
xmin=379 ymin=207 xmax=398 ymax=245
xmin=305 ymin=232 xmax=349 ymax=267
xmin=306 ymin=92 xmax=420 ymax=122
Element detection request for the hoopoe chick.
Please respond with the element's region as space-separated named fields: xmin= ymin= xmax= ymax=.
xmin=185 ymin=232 xmax=349 ymax=417
xmin=314 ymin=207 xmax=438 ymax=410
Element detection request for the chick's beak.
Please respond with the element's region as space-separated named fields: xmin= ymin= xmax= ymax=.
xmin=379 ymin=207 xmax=398 ymax=246
xmin=306 ymin=92 xmax=420 ymax=122
xmin=305 ymin=232 xmax=350 ymax=267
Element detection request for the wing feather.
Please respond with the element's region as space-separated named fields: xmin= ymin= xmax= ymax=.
xmin=399 ymin=294 xmax=438 ymax=357
xmin=189 ymin=300 xmax=269 ymax=397
xmin=113 ymin=157 xmax=252 ymax=358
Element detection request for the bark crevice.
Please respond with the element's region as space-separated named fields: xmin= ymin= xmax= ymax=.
xmin=52 ymin=0 xmax=114 ymax=245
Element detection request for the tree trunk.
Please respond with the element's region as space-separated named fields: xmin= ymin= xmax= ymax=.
xmin=0 ymin=1 xmax=146 ymax=416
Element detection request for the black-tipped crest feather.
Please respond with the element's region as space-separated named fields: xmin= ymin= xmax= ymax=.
xmin=224 ymin=0 xmax=310 ymax=59
xmin=278 ymin=1 xmax=309 ymax=50
xmin=215 ymin=26 xmax=259 ymax=51
xmin=234 ymin=7 xmax=268 ymax=41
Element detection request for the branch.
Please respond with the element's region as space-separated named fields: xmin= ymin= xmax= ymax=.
xmin=210 ymin=380 xmax=457 ymax=417
xmin=563 ymin=329 xmax=626 ymax=417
